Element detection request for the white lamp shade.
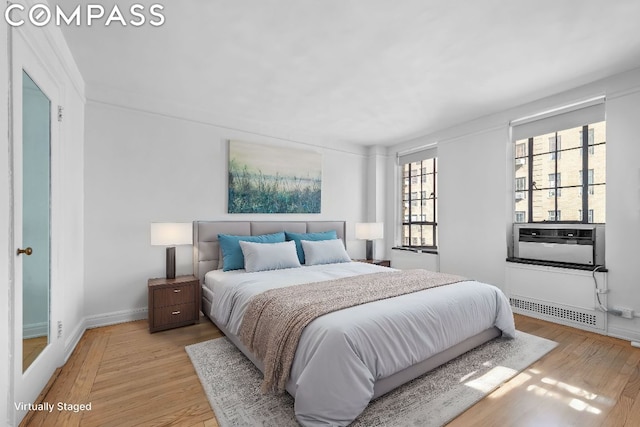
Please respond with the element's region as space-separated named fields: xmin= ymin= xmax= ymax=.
xmin=355 ymin=222 xmax=384 ymax=240
xmin=150 ymin=222 xmax=193 ymax=246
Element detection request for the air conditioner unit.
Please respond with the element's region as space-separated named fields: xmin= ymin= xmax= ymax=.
xmin=515 ymin=158 xmax=526 ymax=166
xmin=515 ymin=191 xmax=525 ymax=200
xmin=513 ymin=223 xmax=605 ymax=266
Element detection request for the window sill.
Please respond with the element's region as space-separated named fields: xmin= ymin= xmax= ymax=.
xmin=392 ymin=246 xmax=438 ymax=255
xmin=506 ymin=257 xmax=607 ymax=272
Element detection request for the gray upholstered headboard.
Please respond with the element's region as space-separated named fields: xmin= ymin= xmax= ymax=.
xmin=192 ymin=220 xmax=346 ymax=284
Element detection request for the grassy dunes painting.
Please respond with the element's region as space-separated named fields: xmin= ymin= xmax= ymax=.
xmin=228 ymin=140 xmax=322 ymax=213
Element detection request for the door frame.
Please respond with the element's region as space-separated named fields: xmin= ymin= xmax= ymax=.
xmin=9 ymin=27 xmax=64 ymax=425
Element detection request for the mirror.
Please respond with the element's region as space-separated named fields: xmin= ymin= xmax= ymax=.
xmin=21 ymin=70 xmax=51 ymax=372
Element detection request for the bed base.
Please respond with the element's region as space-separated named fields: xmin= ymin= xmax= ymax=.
xmin=201 ymin=290 xmax=500 ymax=399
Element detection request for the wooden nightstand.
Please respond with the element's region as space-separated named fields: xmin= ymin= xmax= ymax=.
xmin=148 ymin=275 xmax=200 ymax=333
xmin=355 ymin=259 xmax=391 ymax=267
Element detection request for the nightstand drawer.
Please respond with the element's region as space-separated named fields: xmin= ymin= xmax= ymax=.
xmin=153 ymin=302 xmax=196 ymax=327
xmin=148 ymin=275 xmax=200 ymax=333
xmin=152 ymin=283 xmax=195 ymax=306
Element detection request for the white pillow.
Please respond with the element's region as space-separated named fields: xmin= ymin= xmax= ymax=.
xmin=239 ymin=240 xmax=301 ymax=273
xmin=301 ymin=239 xmax=351 ymax=266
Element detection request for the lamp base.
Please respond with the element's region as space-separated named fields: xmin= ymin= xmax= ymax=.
xmin=166 ymin=246 xmax=176 ymax=279
xmin=365 ymin=240 xmax=373 ymax=261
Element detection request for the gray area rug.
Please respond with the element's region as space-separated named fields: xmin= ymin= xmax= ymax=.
xmin=186 ymin=331 xmax=556 ymax=426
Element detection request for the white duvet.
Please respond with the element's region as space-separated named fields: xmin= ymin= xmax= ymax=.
xmin=207 ymin=262 xmax=515 ymax=426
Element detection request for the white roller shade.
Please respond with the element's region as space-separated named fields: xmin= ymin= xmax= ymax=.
xmin=398 ymin=146 xmax=437 ymax=165
xmin=511 ymin=98 xmax=605 ymax=142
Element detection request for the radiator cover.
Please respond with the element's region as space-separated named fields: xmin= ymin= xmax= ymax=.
xmin=506 ymin=262 xmax=607 ymax=334
xmin=510 ymin=295 xmax=605 ymax=332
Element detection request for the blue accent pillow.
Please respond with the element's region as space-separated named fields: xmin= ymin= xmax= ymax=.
xmin=218 ymin=232 xmax=285 ymax=271
xmin=285 ymin=230 xmax=338 ymax=264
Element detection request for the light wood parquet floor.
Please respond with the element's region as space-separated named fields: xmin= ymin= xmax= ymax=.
xmin=21 ymin=314 xmax=640 ymax=426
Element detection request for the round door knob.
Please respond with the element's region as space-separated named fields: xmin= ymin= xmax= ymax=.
xmin=17 ymin=247 xmax=33 ymax=256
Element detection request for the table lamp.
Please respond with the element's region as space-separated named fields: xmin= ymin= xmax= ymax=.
xmin=150 ymin=222 xmax=193 ymax=279
xmin=355 ymin=222 xmax=384 ymax=261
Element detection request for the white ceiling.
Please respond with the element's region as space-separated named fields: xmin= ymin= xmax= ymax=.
xmin=56 ymin=0 xmax=640 ymax=146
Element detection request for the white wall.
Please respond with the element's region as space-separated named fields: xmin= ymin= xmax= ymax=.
xmin=364 ymin=146 xmax=389 ymax=260
xmin=385 ymin=67 xmax=640 ymax=342
xmin=603 ymin=88 xmax=640 ymax=341
xmin=438 ymin=127 xmax=511 ymax=286
xmin=83 ymin=102 xmax=369 ymax=322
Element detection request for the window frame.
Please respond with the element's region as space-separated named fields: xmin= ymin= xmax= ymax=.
xmin=401 ymin=157 xmax=437 ymax=249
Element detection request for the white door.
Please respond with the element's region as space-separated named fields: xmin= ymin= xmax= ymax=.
xmin=11 ymin=29 xmax=64 ymax=424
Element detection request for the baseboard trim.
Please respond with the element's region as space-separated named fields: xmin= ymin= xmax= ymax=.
xmin=64 ymin=319 xmax=86 ymax=363
xmin=85 ymin=307 xmax=148 ymax=329
xmin=607 ymin=325 xmax=640 ymax=344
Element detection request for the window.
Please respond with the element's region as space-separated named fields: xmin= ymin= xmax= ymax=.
xmin=578 ymin=169 xmax=595 ymax=195
xmin=579 ymin=128 xmax=595 ymax=155
xmin=514 ymin=143 xmax=527 ymax=168
xmin=548 ymin=173 xmax=561 ymax=197
xmin=515 ymin=177 xmax=526 ymax=201
xmin=579 ymin=209 xmax=594 ymax=223
xmin=401 ymin=155 xmax=437 ymax=248
xmin=548 ymin=210 xmax=561 ymax=221
xmin=511 ymin=100 xmax=605 ymax=224
xmin=549 ymin=135 xmax=561 ymax=159
xmin=515 ymin=211 xmax=526 ymax=223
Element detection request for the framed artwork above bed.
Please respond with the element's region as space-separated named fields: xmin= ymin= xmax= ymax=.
xmin=227 ymin=140 xmax=322 ymax=213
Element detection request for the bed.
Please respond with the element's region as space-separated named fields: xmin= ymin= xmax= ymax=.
xmin=193 ymin=220 xmax=515 ymax=426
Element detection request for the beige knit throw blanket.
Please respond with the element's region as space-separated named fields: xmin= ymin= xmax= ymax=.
xmin=238 ymin=269 xmax=466 ymax=394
